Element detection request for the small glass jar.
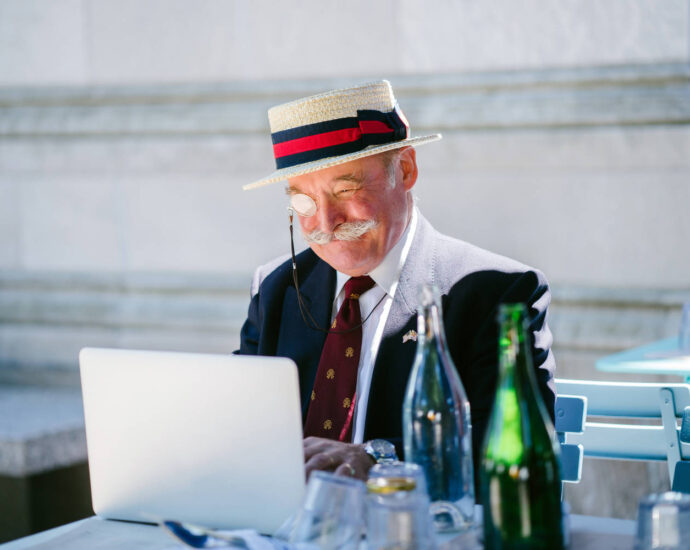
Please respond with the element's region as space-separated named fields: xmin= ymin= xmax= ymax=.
xmin=365 ymin=474 xmax=436 ymax=550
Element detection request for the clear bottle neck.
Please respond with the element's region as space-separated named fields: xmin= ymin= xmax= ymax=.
xmin=416 ymin=285 xmax=447 ymax=352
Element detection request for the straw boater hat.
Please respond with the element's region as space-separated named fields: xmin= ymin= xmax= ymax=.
xmin=243 ymin=80 xmax=442 ymax=190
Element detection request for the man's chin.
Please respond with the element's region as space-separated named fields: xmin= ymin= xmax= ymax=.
xmin=309 ymin=242 xmax=372 ymax=276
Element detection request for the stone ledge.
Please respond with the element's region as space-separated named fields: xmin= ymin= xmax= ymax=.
xmin=0 ymin=270 xmax=249 ymax=330
xmin=0 ymin=271 xmax=246 ymax=388
xmin=0 ymin=269 xmax=253 ymax=293
xmin=0 ymin=271 xmax=247 ymax=384
xmin=0 ymin=63 xmax=688 ymax=136
xmin=1 ymin=63 xmax=686 ymax=105
xmin=551 ymin=285 xmax=690 ymax=309
xmin=0 ymin=386 xmax=86 ymax=477
xmin=550 ymin=285 xmax=690 ymax=353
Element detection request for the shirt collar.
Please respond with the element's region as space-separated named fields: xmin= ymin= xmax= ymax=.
xmin=334 ymin=207 xmax=418 ymax=299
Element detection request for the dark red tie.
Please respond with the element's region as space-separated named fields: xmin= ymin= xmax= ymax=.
xmin=304 ymin=276 xmax=376 ymax=442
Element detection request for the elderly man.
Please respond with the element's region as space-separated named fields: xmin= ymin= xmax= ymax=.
xmin=238 ymin=81 xmax=555 ymax=482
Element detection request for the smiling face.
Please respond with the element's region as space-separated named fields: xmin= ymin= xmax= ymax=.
xmin=286 ymin=147 xmax=418 ymax=277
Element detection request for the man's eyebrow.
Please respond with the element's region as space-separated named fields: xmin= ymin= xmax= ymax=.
xmin=284 ymin=171 xmax=364 ymax=196
xmin=333 ymin=171 xmax=364 ymax=183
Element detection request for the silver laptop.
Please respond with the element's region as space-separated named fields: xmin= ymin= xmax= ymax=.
xmin=79 ymin=347 xmax=306 ymax=534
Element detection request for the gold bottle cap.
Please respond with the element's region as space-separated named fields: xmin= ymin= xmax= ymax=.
xmin=366 ymin=476 xmax=417 ymax=494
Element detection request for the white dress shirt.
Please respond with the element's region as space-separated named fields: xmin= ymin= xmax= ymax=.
xmin=330 ymin=208 xmax=419 ymax=444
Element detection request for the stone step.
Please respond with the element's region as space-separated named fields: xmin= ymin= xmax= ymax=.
xmin=0 ymin=386 xmax=86 ymax=477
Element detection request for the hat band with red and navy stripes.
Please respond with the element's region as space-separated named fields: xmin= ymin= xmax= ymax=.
xmin=271 ymin=105 xmax=409 ymax=170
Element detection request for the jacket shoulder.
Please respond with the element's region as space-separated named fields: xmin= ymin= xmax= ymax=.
xmin=250 ymin=253 xmax=290 ymax=296
xmin=429 ymin=229 xmax=548 ymax=293
xmin=250 ymin=248 xmax=322 ymax=297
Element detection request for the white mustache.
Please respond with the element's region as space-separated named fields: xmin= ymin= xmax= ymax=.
xmin=303 ymin=220 xmax=378 ymax=245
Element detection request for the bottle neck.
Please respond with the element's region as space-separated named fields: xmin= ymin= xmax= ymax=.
xmin=417 ymin=300 xmax=447 ymax=352
xmin=497 ymin=306 xmax=533 ymax=389
xmin=485 ymin=305 xmax=531 ymax=463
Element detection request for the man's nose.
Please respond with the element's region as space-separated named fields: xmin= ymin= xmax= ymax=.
xmin=311 ymin=196 xmax=345 ymax=233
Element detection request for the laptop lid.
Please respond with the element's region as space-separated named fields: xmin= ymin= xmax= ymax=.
xmin=79 ymin=347 xmax=305 ymax=534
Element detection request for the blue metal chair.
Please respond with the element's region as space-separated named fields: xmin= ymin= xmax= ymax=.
xmin=555 ymin=379 xmax=690 ymax=492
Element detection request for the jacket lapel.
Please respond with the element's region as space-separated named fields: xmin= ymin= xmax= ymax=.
xmin=277 ymin=254 xmax=335 ymax=417
xmin=364 ymin=215 xmax=438 ymax=439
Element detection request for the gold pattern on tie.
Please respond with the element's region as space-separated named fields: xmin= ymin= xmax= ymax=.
xmin=350 ymin=293 xmax=360 ymax=299
xmin=331 ymin=319 xmax=337 ymax=329
xmin=326 ymin=369 xmax=335 ymax=379
xmin=345 ymin=347 xmax=354 ymax=357
xmin=311 ymin=390 xmax=316 ymax=401
xmin=324 ymin=419 xmax=332 ymax=430
xmin=343 ymin=397 xmax=351 ymax=408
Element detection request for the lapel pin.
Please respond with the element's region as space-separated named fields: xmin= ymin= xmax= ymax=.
xmin=402 ymin=330 xmax=417 ymax=343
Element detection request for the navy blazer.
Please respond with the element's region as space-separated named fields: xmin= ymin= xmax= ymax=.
xmin=238 ymin=214 xmax=556 ymax=471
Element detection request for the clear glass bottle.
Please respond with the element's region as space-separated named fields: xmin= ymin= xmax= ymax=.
xmin=402 ymin=284 xmax=475 ymax=532
xmin=480 ymin=303 xmax=564 ymax=550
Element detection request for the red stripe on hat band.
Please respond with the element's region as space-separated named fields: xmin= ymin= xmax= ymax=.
xmin=273 ymin=127 xmax=361 ymax=159
xmin=358 ymin=120 xmax=393 ymax=134
xmin=273 ymin=119 xmax=397 ymax=159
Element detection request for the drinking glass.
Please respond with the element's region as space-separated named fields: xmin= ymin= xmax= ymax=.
xmin=634 ymin=492 xmax=690 ymax=550
xmin=277 ymin=471 xmax=365 ymax=549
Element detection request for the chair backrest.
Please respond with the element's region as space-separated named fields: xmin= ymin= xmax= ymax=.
xmin=554 ymin=394 xmax=586 ymax=484
xmin=555 ymin=378 xmax=690 ymax=490
xmin=674 ymin=408 xmax=690 ymax=492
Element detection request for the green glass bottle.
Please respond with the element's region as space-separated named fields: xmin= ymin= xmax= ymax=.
xmin=480 ymin=303 xmax=564 ymax=550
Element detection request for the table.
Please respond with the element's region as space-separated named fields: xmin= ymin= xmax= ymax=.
xmin=596 ymin=337 xmax=690 ymax=382
xmin=1 ymin=514 xmax=636 ymax=550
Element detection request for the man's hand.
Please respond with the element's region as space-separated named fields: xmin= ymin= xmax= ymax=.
xmin=303 ymin=436 xmax=375 ymax=481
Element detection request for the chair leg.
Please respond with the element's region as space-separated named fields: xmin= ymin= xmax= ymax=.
xmin=672 ymin=462 xmax=690 ymax=493
xmin=659 ymin=388 xmax=682 ymax=486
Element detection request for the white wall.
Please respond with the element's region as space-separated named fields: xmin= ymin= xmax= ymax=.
xmin=1 ymin=0 xmax=688 ymax=86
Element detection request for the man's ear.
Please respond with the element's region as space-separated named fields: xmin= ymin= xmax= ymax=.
xmin=398 ymin=147 xmax=418 ymax=191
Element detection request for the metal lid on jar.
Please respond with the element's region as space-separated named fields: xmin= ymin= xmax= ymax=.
xmin=366 ymin=476 xmax=417 ymax=494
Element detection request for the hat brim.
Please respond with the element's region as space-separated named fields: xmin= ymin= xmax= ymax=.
xmin=242 ymin=133 xmax=442 ymax=190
